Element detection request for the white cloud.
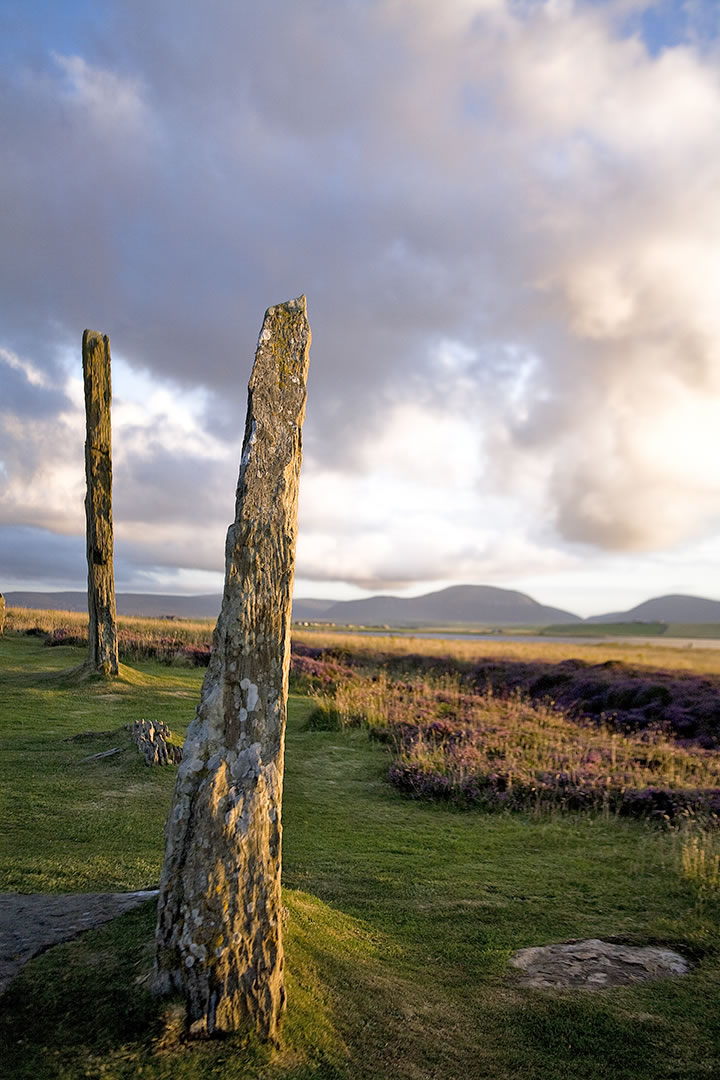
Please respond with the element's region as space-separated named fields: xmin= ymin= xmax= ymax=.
xmin=52 ymin=53 xmax=149 ymax=139
xmin=0 ymin=347 xmax=50 ymax=388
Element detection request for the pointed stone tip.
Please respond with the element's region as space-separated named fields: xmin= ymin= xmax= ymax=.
xmin=267 ymin=295 xmax=307 ymax=316
xmin=83 ymin=329 xmax=109 ymax=348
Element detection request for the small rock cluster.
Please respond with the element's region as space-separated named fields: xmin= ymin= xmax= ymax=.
xmin=510 ymin=938 xmax=689 ymax=989
xmin=128 ymin=719 xmax=182 ymax=766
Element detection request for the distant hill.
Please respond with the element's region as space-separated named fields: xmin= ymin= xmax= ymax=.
xmin=587 ymin=594 xmax=720 ymax=624
xmin=292 ymin=598 xmax=337 ymax=621
xmin=320 ymin=585 xmax=581 ymax=627
xmin=3 ymin=591 xmax=223 ymax=618
xmin=9 ymin=588 xmax=719 ymax=629
xmin=1 ymin=586 xmax=580 ymax=626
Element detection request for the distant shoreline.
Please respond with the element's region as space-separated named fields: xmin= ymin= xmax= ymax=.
xmin=5 ymin=590 xmax=720 ymax=643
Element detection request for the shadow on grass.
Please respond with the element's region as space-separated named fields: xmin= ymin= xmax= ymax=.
xmin=1 ymin=892 xmax=719 ymax=1080
xmin=507 ymin=994 xmax=670 ymax=1075
xmin=1 ymin=658 xmax=178 ymax=694
xmin=0 ymin=891 xmax=449 ymax=1080
xmin=496 ymin=979 xmax=720 ymax=1080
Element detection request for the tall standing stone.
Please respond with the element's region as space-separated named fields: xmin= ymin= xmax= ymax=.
xmin=0 ymin=593 xmax=5 ymax=636
xmin=154 ymin=296 xmax=311 ymax=1040
xmin=82 ymin=330 xmax=118 ymax=677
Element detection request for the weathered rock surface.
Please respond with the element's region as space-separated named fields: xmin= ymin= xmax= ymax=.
xmin=154 ymin=297 xmax=311 ymax=1040
xmin=510 ymin=938 xmax=690 ymax=989
xmin=0 ymin=593 xmax=5 ymax=636
xmin=129 ymin=719 xmax=183 ymax=765
xmin=0 ymin=890 xmax=158 ymax=996
xmin=83 ymin=330 xmax=118 ymax=676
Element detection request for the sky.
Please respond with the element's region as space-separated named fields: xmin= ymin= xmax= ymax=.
xmin=1 ymin=0 xmax=720 ymax=619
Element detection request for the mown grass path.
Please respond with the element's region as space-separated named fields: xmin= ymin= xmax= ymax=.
xmin=0 ymin=636 xmax=719 ymax=1079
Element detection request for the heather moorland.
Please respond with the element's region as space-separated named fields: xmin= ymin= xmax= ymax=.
xmin=1 ymin=611 xmax=719 ymax=1078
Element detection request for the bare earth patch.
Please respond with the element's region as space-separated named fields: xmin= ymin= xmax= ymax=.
xmin=510 ymin=938 xmax=690 ymax=989
xmin=0 ymin=891 xmax=158 ymax=994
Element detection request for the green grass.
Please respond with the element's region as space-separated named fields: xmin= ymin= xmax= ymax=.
xmin=543 ymin=622 xmax=720 ymax=640
xmin=0 ymin=637 xmax=199 ymax=892
xmin=298 ymin=621 xmax=720 ymax=642
xmin=543 ymin=622 xmax=670 ymax=637
xmin=1 ymin=636 xmax=719 ymax=1078
xmin=666 ymin=623 xmax=720 ymax=640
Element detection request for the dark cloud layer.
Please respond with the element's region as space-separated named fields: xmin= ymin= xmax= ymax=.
xmin=1 ymin=0 xmax=720 ymax=596
xmin=0 ymin=363 xmax=68 ymax=419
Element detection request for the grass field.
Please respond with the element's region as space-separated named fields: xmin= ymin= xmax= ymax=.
xmin=542 ymin=623 xmax=720 ymax=639
xmin=4 ymin=606 xmax=216 ymax=643
xmin=293 ymin=628 xmax=720 ymax=675
xmin=1 ymin=629 xmax=719 ymax=1078
xmin=7 ymin=606 xmax=720 ymax=671
xmin=296 ymin=621 xmax=720 ymax=641
xmin=307 ymin=670 xmax=720 ymax=820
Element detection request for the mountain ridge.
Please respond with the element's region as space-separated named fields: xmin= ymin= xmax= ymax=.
xmin=4 ymin=588 xmax=720 ymax=626
xmin=318 ymin=584 xmax=581 ymax=626
xmin=586 ymin=593 xmax=720 ymax=625
xmin=2 ymin=591 xmax=223 ymax=619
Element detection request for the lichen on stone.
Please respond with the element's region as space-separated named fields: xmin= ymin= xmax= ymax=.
xmin=154 ymin=297 xmax=310 ymax=1041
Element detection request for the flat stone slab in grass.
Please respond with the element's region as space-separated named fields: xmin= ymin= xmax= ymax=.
xmin=0 ymin=890 xmax=158 ymax=995
xmin=510 ymin=938 xmax=690 ymax=989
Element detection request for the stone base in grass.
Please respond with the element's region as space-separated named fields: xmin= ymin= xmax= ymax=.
xmin=510 ymin=938 xmax=689 ymax=989
xmin=128 ymin=719 xmax=182 ymax=765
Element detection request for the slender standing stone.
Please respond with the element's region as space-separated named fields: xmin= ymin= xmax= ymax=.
xmin=154 ymin=296 xmax=311 ymax=1040
xmin=82 ymin=330 xmax=118 ymax=676
xmin=0 ymin=593 xmax=5 ymax=636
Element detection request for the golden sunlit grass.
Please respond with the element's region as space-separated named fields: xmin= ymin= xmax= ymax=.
xmin=1 ymin=634 xmax=720 ymax=1078
xmin=681 ymin=832 xmax=720 ymax=901
xmin=293 ymin=628 xmax=720 ymax=675
xmin=5 ymin=605 xmax=215 ymax=645
xmin=6 ymin=607 xmax=720 ymax=675
xmin=308 ymin=670 xmax=720 ymax=829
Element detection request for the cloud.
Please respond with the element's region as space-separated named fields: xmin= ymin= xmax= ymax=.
xmin=52 ymin=53 xmax=148 ymax=138
xmin=1 ymin=0 xmax=720 ymax=597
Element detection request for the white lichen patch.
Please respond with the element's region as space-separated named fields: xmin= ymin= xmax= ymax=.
xmin=230 ymin=742 xmax=262 ymax=780
xmin=240 ymin=678 xmax=259 ymax=713
xmin=205 ymin=752 xmax=224 ymax=774
xmin=200 ymin=682 xmax=222 ymax=710
xmin=171 ymin=797 xmax=191 ymax=825
xmin=178 ymin=753 xmax=205 ymax=780
xmin=225 ymin=791 xmax=252 ymax=836
xmin=240 ymin=421 xmax=258 ymax=466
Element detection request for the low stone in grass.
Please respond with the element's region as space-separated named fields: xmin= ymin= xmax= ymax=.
xmin=510 ymin=938 xmax=689 ymax=989
xmin=128 ymin=719 xmax=182 ymax=766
